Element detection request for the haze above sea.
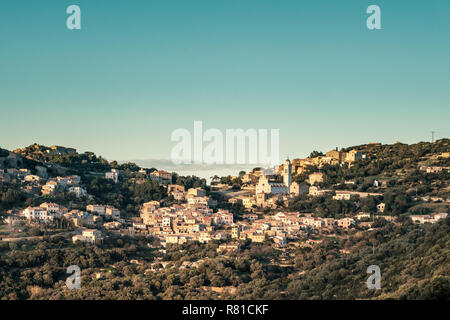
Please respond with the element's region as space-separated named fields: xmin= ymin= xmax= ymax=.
xmin=121 ymin=159 xmax=261 ymax=182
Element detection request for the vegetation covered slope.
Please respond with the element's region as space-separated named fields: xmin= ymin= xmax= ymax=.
xmin=0 ymin=218 xmax=448 ymax=300
xmin=283 ymin=218 xmax=449 ymax=300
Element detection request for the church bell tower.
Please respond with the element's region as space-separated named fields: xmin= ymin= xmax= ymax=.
xmin=283 ymin=157 xmax=292 ymax=190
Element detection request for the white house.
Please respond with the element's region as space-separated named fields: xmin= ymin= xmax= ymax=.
xmin=72 ymin=229 xmax=104 ymax=244
xmin=68 ymin=186 xmax=88 ymax=198
xmin=23 ymin=203 xmax=62 ymax=221
xmin=105 ymin=169 xmax=119 ymax=183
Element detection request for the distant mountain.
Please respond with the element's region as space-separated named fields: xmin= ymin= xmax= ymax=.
xmin=127 ymin=159 xmax=254 ymax=180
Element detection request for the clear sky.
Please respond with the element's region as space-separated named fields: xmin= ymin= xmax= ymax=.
xmin=1 ymin=0 xmax=449 ymax=166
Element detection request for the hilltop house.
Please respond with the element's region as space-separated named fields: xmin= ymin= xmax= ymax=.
xmin=150 ymin=170 xmax=172 ymax=185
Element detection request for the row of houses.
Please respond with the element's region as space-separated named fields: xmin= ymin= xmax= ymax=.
xmin=86 ymin=204 xmax=121 ymax=220
xmin=410 ymin=212 xmax=448 ymax=224
xmin=281 ymin=149 xmax=365 ymax=176
xmin=419 ymin=166 xmax=450 ymax=174
xmin=23 ymin=203 xmax=65 ymax=221
xmin=135 ymin=169 xmax=173 ymax=185
xmin=40 ymin=175 xmax=85 ymax=197
xmin=22 ymin=202 xmax=121 ymax=223
xmin=0 ymin=166 xmax=48 ymax=183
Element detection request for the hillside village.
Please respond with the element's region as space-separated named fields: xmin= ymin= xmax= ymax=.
xmin=1 ymin=141 xmax=449 ymax=248
xmin=0 ymin=140 xmax=449 ymax=299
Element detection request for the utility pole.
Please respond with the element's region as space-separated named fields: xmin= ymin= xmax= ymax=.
xmin=432 ymin=130 xmax=450 ymax=143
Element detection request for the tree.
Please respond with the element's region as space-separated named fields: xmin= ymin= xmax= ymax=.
xmin=309 ymin=151 xmax=324 ymax=158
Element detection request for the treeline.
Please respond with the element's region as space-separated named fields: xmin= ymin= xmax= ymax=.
xmin=0 ymin=184 xmax=25 ymax=211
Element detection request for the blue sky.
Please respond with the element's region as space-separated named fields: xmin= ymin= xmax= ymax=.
xmin=1 ymin=0 xmax=449 ymax=166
